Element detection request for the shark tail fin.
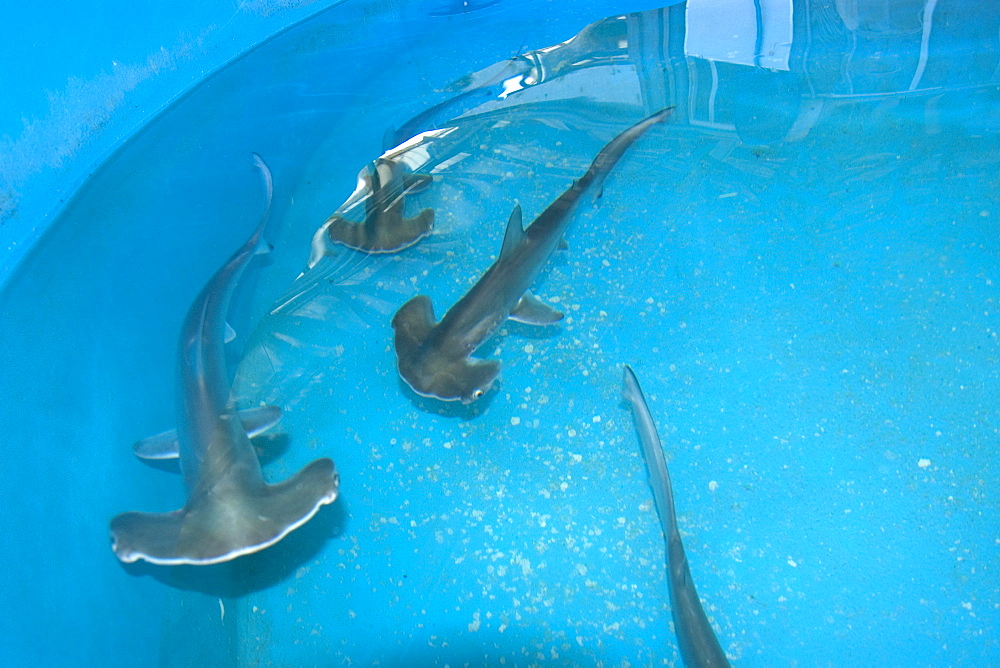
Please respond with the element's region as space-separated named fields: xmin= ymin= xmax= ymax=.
xmin=110 ymin=458 xmax=339 ymax=566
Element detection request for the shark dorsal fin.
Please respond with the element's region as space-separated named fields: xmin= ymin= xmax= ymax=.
xmin=499 ymin=205 xmax=524 ymax=259
xmin=368 ymin=161 xmax=383 ymax=194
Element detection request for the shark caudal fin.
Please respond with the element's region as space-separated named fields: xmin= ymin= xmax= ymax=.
xmin=110 ymin=458 xmax=338 ymax=566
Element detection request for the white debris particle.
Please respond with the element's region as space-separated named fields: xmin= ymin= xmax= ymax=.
xmin=571 ymin=453 xmax=583 ymax=463
xmin=708 ymin=480 xmax=719 ymax=492
xmin=468 ymin=611 xmax=481 ymax=632
xmin=592 ymin=415 xmax=601 ymax=423
xmin=567 ymin=428 xmax=577 ymax=437
xmin=523 ymin=343 xmax=534 ymax=354
xmin=788 ymin=559 xmax=798 ymax=568
xmin=560 ymin=481 xmax=569 ymax=492
xmin=575 ymin=563 xmax=588 ymax=576
xmin=918 ymin=458 xmax=931 ymax=468
xmin=511 ymin=416 xmax=521 ymax=426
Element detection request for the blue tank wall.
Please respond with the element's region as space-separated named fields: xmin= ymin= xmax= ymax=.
xmin=0 ymin=0 xmax=346 ymax=283
xmin=0 ymin=1 xmax=674 ymax=665
xmin=0 ymin=2 xmax=344 ymax=665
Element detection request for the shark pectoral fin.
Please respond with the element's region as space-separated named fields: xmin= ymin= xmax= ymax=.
xmin=403 ymin=173 xmax=433 ymax=194
xmin=110 ymin=458 xmax=339 ymax=566
xmin=392 ymin=295 xmax=437 ymax=359
xmin=509 ymin=292 xmax=564 ymax=325
xmin=132 ymin=405 xmax=283 ymax=460
xmin=241 ymin=404 xmax=283 ymax=437
xmin=499 ymin=205 xmax=524 ymax=258
xmin=224 ymin=322 xmax=237 ymax=343
xmin=253 ymin=237 xmax=273 ymax=256
xmin=132 ymin=429 xmax=183 ymax=460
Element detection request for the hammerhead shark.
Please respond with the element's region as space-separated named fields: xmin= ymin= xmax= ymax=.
xmin=110 ymin=155 xmax=339 ymax=566
xmin=391 ymin=108 xmax=672 ymax=403
xmin=621 ymin=365 xmax=729 ymax=667
xmin=310 ymin=156 xmax=434 ymax=262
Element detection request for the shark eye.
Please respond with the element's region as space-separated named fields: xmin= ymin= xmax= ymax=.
xmin=472 ymin=389 xmax=484 ymax=399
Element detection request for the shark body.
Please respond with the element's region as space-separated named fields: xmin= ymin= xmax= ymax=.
xmin=110 ymin=155 xmax=339 ymax=566
xmin=392 ymin=108 xmax=672 ymax=403
xmin=311 ymin=156 xmax=433 ymax=263
xmin=622 ymin=365 xmax=729 ymax=667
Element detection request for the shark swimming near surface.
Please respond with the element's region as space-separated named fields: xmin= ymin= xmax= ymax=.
xmin=621 ymin=365 xmax=730 ymax=667
xmin=309 ymin=156 xmax=434 ymax=263
xmin=391 ymin=107 xmax=672 ymax=403
xmin=110 ymin=154 xmax=339 ymax=566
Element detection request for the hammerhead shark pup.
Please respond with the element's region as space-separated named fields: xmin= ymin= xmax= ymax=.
xmin=622 ymin=365 xmax=729 ymax=667
xmin=310 ymin=156 xmax=434 ymax=262
xmin=110 ymin=155 xmax=339 ymax=566
xmin=392 ymin=108 xmax=672 ymax=403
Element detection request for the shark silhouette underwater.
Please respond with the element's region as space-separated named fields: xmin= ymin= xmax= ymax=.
xmin=391 ymin=107 xmax=673 ymax=404
xmin=110 ymin=155 xmax=339 ymax=566
xmin=622 ymin=365 xmax=730 ymax=667
xmin=308 ymin=155 xmax=434 ymax=263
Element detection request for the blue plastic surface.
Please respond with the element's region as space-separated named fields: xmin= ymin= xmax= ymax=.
xmin=1 ymin=0 xmax=998 ymax=665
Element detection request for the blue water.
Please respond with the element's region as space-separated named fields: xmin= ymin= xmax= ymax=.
xmin=1 ymin=0 xmax=998 ymax=665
